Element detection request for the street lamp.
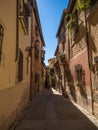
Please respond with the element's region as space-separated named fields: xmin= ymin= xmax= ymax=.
xmin=25 ymin=46 xmax=32 ymax=57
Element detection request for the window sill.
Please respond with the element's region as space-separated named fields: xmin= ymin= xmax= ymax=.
xmin=87 ymin=2 xmax=98 ymax=21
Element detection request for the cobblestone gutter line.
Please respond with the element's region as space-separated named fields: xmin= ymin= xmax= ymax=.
xmin=9 ymin=101 xmax=46 ymax=130
xmin=51 ymin=88 xmax=98 ymax=127
xmin=53 ymin=101 xmax=86 ymax=120
xmin=71 ymin=101 xmax=98 ymax=128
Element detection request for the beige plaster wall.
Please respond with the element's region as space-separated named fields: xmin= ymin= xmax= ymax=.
xmin=0 ymin=81 xmax=30 ymax=130
xmin=0 ymin=0 xmax=17 ymax=90
xmin=0 ymin=0 xmax=31 ymax=129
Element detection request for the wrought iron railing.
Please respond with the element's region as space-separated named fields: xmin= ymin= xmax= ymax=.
xmin=19 ymin=2 xmax=29 ymax=34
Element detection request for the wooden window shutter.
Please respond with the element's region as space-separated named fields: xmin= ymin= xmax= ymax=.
xmin=18 ymin=49 xmax=23 ymax=81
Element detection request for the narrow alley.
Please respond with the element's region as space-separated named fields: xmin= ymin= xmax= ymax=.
xmin=10 ymin=88 xmax=98 ymax=130
xmin=0 ymin=1 xmax=98 ymax=130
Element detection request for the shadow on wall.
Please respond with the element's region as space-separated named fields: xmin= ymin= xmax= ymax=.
xmin=66 ymin=65 xmax=77 ymax=102
xmin=66 ymin=64 xmax=88 ymax=104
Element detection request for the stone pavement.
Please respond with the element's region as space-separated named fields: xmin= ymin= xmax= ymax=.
xmin=10 ymin=89 xmax=98 ymax=130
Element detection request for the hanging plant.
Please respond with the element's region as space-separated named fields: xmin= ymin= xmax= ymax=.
xmin=76 ymin=0 xmax=91 ymax=10
xmin=66 ymin=13 xmax=75 ymax=29
xmin=66 ymin=13 xmax=79 ymax=30
xmin=59 ymin=54 xmax=66 ymax=62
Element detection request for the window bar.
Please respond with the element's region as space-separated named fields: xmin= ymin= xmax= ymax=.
xmin=0 ymin=24 xmax=4 ymax=63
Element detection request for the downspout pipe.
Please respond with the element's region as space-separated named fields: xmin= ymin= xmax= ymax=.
xmin=30 ymin=4 xmax=33 ymax=101
xmin=16 ymin=0 xmax=19 ymax=61
xmin=84 ymin=8 xmax=94 ymax=115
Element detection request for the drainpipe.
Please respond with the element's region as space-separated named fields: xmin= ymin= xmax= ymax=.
xmin=68 ymin=29 xmax=70 ymax=61
xmin=84 ymin=8 xmax=94 ymax=115
xmin=15 ymin=0 xmax=19 ymax=61
xmin=30 ymin=8 xmax=33 ymax=101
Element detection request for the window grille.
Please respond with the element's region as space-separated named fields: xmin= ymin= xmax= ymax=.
xmin=35 ymin=26 xmax=39 ymax=36
xmin=18 ymin=49 xmax=23 ymax=81
xmin=0 ymin=24 xmax=4 ymax=62
xmin=35 ymin=40 xmax=40 ymax=59
xmin=66 ymin=69 xmax=71 ymax=82
xmin=75 ymin=64 xmax=82 ymax=82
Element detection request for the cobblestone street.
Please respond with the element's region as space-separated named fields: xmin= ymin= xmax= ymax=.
xmin=10 ymin=89 xmax=98 ymax=130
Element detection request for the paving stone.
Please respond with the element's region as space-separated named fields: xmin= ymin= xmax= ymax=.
xmin=10 ymin=89 xmax=98 ymax=130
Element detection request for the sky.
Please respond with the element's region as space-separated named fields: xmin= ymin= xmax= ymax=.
xmin=36 ymin=0 xmax=69 ymax=65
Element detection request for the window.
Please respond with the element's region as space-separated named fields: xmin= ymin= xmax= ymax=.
xmin=35 ymin=26 xmax=39 ymax=36
xmin=75 ymin=64 xmax=82 ymax=82
xmin=35 ymin=73 xmax=40 ymax=92
xmin=66 ymin=69 xmax=71 ymax=82
xmin=35 ymin=73 xmax=38 ymax=83
xmin=50 ymin=69 xmax=54 ymax=76
xmin=18 ymin=49 xmax=23 ymax=81
xmin=35 ymin=39 xmax=40 ymax=59
xmin=0 ymin=24 xmax=4 ymax=62
xmin=91 ymin=0 xmax=97 ymax=7
xmin=74 ymin=10 xmax=79 ymax=34
xmin=41 ymin=49 xmax=45 ymax=61
xmin=19 ymin=0 xmax=28 ymax=35
xmin=26 ymin=57 xmax=29 ymax=75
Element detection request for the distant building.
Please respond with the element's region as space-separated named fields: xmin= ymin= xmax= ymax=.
xmin=45 ymin=66 xmax=50 ymax=89
xmin=48 ymin=58 xmax=56 ymax=88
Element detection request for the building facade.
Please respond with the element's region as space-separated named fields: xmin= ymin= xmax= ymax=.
xmin=0 ymin=0 xmax=31 ymax=129
xmin=55 ymin=0 xmax=98 ymax=119
xmin=54 ymin=45 xmax=61 ymax=92
xmin=87 ymin=1 xmax=98 ymax=118
xmin=66 ymin=0 xmax=98 ymax=117
xmin=55 ymin=9 xmax=68 ymax=95
xmin=0 ymin=0 xmax=45 ymax=129
xmin=31 ymin=0 xmax=45 ymax=97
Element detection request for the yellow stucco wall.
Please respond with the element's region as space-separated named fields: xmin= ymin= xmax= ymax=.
xmin=0 ymin=0 xmax=17 ymax=90
xmin=0 ymin=82 xmax=30 ymax=130
xmin=0 ymin=0 xmax=31 ymax=90
xmin=0 ymin=0 xmax=31 ymax=129
xmin=18 ymin=17 xmax=31 ymax=82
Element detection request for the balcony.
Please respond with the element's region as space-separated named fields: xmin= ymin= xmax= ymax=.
xmin=41 ymin=49 xmax=45 ymax=62
xmin=25 ymin=2 xmax=31 ymax=17
xmin=87 ymin=0 xmax=98 ymax=21
xmin=19 ymin=2 xmax=31 ymax=35
xmin=91 ymin=0 xmax=98 ymax=8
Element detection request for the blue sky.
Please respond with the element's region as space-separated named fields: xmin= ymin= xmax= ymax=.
xmin=37 ymin=0 xmax=69 ymax=65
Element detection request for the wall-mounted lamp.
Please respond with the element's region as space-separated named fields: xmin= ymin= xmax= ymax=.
xmin=94 ymin=56 xmax=98 ymax=64
xmin=25 ymin=46 xmax=32 ymax=75
xmin=25 ymin=46 xmax=32 ymax=58
xmin=25 ymin=46 xmax=35 ymax=61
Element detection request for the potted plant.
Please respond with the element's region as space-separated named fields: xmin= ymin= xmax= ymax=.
xmin=75 ymin=80 xmax=83 ymax=86
xmin=59 ymin=54 xmax=66 ymax=64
